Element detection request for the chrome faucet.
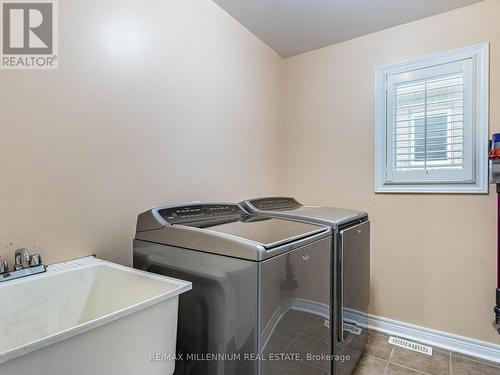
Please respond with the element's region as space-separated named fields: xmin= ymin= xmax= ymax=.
xmin=0 ymin=259 xmax=8 ymax=274
xmin=0 ymin=248 xmax=46 ymax=282
xmin=14 ymin=248 xmax=31 ymax=270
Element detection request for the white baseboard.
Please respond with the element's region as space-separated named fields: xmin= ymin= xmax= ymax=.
xmin=365 ymin=313 xmax=500 ymax=364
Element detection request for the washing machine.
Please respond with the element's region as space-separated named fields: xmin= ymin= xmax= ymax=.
xmin=133 ymin=203 xmax=333 ymax=375
xmin=240 ymin=197 xmax=370 ymax=375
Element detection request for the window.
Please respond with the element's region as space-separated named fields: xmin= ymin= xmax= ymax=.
xmin=414 ymin=115 xmax=448 ymax=162
xmin=374 ymin=44 xmax=489 ymax=193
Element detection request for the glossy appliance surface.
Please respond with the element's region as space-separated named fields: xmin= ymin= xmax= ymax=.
xmin=241 ymin=197 xmax=366 ymax=228
xmin=241 ymin=197 xmax=370 ymax=375
xmin=134 ymin=202 xmax=332 ymax=375
xmin=135 ymin=203 xmax=328 ymax=261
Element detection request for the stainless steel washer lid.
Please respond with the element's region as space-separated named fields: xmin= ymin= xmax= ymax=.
xmin=199 ymin=216 xmax=326 ymax=249
xmin=135 ymin=203 xmax=331 ymax=261
xmin=240 ymin=197 xmax=368 ymax=229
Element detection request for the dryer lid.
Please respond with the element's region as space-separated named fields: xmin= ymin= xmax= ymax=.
xmin=242 ymin=197 xmax=368 ymax=228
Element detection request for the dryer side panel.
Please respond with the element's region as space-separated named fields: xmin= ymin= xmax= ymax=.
xmin=336 ymin=221 xmax=370 ymax=374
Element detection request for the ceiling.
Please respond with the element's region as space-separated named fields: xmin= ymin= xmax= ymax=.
xmin=212 ymin=0 xmax=483 ymax=57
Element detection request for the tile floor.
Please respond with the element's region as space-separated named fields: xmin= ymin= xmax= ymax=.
xmin=353 ymin=330 xmax=500 ymax=375
xmin=258 ymin=310 xmax=499 ymax=374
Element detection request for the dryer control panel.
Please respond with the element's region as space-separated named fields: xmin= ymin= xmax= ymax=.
xmin=248 ymin=197 xmax=302 ymax=211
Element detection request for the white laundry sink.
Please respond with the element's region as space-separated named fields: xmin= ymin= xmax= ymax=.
xmin=0 ymin=257 xmax=191 ymax=375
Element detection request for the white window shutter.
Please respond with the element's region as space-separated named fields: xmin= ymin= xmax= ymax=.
xmin=374 ymin=44 xmax=488 ymax=193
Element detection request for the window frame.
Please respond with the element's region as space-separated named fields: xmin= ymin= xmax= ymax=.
xmin=374 ymin=43 xmax=489 ymax=193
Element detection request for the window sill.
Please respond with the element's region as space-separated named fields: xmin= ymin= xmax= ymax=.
xmin=375 ymin=182 xmax=488 ymax=194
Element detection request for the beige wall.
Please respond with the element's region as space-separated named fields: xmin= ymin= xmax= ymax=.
xmin=2 ymin=0 xmax=499 ymax=346
xmin=282 ymin=0 xmax=500 ymax=344
xmin=0 ymin=0 xmax=283 ymax=266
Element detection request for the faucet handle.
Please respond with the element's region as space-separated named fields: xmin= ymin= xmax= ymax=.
xmin=14 ymin=248 xmax=31 ymax=270
xmin=30 ymin=254 xmax=42 ymax=267
xmin=0 ymin=260 xmax=8 ymax=274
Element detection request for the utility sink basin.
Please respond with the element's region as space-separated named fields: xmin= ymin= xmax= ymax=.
xmin=0 ymin=257 xmax=191 ymax=375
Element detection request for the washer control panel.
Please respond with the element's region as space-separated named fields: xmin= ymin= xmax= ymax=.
xmin=159 ymin=204 xmax=244 ymax=224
